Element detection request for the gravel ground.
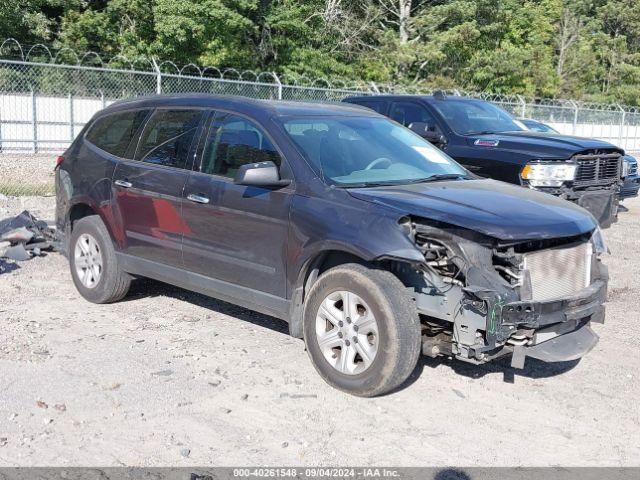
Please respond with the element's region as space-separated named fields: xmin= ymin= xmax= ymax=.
xmin=0 ymin=155 xmax=56 ymax=196
xmin=0 ymin=195 xmax=639 ymax=467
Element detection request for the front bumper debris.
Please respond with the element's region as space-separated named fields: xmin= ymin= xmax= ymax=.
xmin=574 ymin=189 xmax=618 ymax=228
xmin=511 ymin=324 xmax=599 ymax=368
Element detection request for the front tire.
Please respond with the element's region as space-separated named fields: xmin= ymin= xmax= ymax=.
xmin=303 ymin=263 xmax=421 ymax=397
xmin=69 ymin=215 xmax=131 ymax=304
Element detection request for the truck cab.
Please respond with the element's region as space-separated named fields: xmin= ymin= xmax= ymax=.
xmin=343 ymin=93 xmax=624 ymax=228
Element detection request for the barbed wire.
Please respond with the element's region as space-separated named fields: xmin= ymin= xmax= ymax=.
xmin=3 ymin=37 xmax=640 ymax=113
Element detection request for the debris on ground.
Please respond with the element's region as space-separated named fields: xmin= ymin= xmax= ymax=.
xmin=0 ymin=210 xmax=56 ymax=263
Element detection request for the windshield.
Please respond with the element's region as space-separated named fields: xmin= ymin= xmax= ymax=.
xmin=521 ymin=119 xmax=558 ymax=133
xmin=431 ymin=99 xmax=525 ymax=135
xmin=280 ymin=116 xmax=468 ymax=186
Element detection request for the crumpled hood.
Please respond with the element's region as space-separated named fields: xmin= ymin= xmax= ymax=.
xmin=348 ymin=179 xmax=597 ymax=241
xmin=467 ymin=131 xmax=623 ymax=160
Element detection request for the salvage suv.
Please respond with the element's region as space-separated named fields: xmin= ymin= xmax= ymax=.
xmin=344 ymin=93 xmax=623 ymax=228
xmin=56 ymin=95 xmax=607 ymax=397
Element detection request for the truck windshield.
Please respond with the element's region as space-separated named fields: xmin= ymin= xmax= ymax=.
xmin=431 ymin=99 xmax=525 ymax=135
xmin=280 ymin=116 xmax=469 ymax=187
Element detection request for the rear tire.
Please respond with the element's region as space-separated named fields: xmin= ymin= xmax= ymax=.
xmin=303 ymin=263 xmax=421 ymax=397
xmin=69 ymin=215 xmax=131 ymax=304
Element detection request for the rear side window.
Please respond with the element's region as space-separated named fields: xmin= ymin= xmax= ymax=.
xmin=200 ymin=113 xmax=281 ymax=178
xmin=135 ymin=109 xmax=204 ymax=169
xmin=85 ymin=110 xmax=149 ymax=157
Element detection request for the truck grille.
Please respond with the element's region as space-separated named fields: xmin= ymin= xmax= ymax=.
xmin=523 ymin=242 xmax=592 ymax=302
xmin=573 ymin=151 xmax=621 ymax=187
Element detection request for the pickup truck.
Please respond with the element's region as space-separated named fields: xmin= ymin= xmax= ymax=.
xmin=344 ymin=93 xmax=623 ymax=227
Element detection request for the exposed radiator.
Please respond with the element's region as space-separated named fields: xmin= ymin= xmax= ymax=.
xmin=523 ymin=242 xmax=592 ymax=302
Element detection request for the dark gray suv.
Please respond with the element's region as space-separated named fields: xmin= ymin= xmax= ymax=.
xmin=56 ymin=95 xmax=607 ymax=396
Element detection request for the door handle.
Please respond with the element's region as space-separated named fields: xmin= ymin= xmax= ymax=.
xmin=114 ymin=179 xmax=132 ymax=188
xmin=187 ymin=193 xmax=210 ymax=204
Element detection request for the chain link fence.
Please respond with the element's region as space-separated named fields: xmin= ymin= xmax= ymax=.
xmin=1 ymin=38 xmax=640 ymax=196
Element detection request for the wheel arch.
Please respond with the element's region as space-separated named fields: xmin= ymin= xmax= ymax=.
xmin=287 ymin=248 xmax=420 ymax=338
xmin=64 ymin=198 xmax=120 ymax=255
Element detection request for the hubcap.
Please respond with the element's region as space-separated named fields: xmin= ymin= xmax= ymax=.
xmin=315 ymin=290 xmax=379 ymax=375
xmin=74 ymin=233 xmax=103 ymax=289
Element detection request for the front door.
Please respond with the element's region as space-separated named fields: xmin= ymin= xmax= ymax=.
xmin=112 ymin=108 xmax=204 ymax=266
xmin=181 ymin=111 xmax=292 ymax=299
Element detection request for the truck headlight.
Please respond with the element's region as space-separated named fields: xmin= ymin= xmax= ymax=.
xmin=521 ymin=162 xmax=576 ymax=187
xmin=591 ymin=226 xmax=608 ymax=255
xmin=622 ymin=157 xmax=630 ymax=178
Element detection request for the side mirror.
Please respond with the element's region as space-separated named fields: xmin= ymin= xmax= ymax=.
xmin=234 ymin=161 xmax=290 ymax=187
xmin=409 ymin=122 xmax=447 ymax=145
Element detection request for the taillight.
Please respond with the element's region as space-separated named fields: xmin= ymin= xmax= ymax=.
xmin=55 ymin=155 xmax=64 ymax=169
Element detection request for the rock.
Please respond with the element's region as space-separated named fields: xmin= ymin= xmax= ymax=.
xmin=36 ymin=400 xmax=48 ymax=409
xmin=452 ymin=388 xmax=466 ymax=399
xmin=180 ymin=448 xmax=191 ymax=458
xmin=281 ymin=442 xmax=288 ymax=448
xmin=241 ymin=393 xmax=249 ymax=401
xmin=44 ymin=418 xmax=53 ymax=425
xmin=219 ymin=407 xmax=231 ymax=414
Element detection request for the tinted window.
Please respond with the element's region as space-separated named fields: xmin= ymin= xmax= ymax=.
xmin=201 ymin=113 xmax=281 ymax=178
xmin=135 ymin=109 xmax=203 ymax=169
xmin=390 ymin=102 xmax=437 ymax=129
xmin=85 ymin=110 xmax=149 ymax=157
xmin=281 ymin=116 xmax=467 ymax=186
xmin=354 ymin=100 xmax=386 ymax=114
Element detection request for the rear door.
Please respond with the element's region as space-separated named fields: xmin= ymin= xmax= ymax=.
xmin=111 ymin=108 xmax=205 ymax=266
xmin=181 ymin=110 xmax=293 ymax=300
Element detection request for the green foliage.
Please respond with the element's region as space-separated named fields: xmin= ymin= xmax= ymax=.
xmin=3 ymin=0 xmax=640 ymax=104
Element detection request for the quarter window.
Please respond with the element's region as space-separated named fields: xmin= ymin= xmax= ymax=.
xmin=85 ymin=110 xmax=149 ymax=157
xmin=201 ymin=113 xmax=281 ymax=178
xmin=135 ymin=109 xmax=203 ymax=169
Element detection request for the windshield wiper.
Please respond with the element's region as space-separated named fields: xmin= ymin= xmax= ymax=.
xmin=464 ymin=130 xmax=496 ymax=136
xmin=420 ymin=173 xmax=467 ymax=182
xmin=338 ymin=174 xmax=466 ymax=188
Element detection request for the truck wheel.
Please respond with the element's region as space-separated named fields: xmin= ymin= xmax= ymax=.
xmin=69 ymin=215 xmax=131 ymax=304
xmin=303 ymin=263 xmax=421 ymax=397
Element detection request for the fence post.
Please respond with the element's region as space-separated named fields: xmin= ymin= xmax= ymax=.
xmin=151 ymin=57 xmax=162 ymax=94
xmin=517 ymin=95 xmax=526 ymax=118
xmin=272 ymin=72 xmax=282 ymax=100
xmin=100 ymin=90 xmax=106 ymax=109
xmin=31 ymin=90 xmax=37 ymax=153
xmin=570 ymin=100 xmax=579 ymax=135
xmin=616 ymin=104 xmax=626 ymax=147
xmin=370 ymin=82 xmax=380 ymax=95
xmin=68 ymin=93 xmax=74 ymax=143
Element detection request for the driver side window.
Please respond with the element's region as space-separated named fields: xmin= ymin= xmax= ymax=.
xmin=390 ymin=102 xmax=440 ymax=132
xmin=201 ymin=113 xmax=281 ymax=179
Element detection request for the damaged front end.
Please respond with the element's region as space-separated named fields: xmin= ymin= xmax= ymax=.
xmin=393 ymin=218 xmax=607 ymax=368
